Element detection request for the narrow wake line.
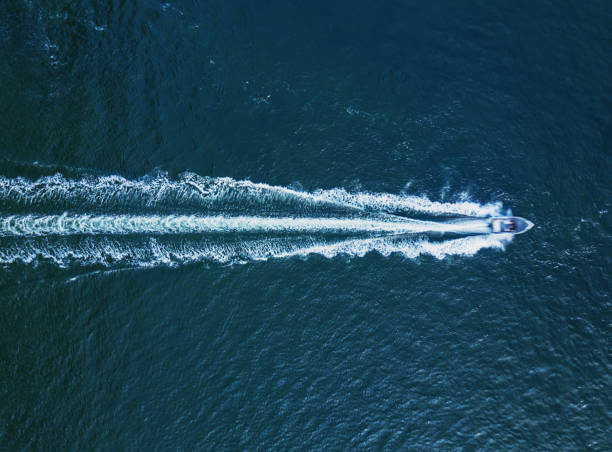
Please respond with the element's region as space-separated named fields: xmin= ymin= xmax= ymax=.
xmin=265 ymin=234 xmax=509 ymax=261
xmin=0 ymin=173 xmax=503 ymax=217
xmin=312 ymin=188 xmax=503 ymax=217
xmin=0 ymin=234 xmax=510 ymax=267
xmin=0 ymin=214 xmax=492 ymax=237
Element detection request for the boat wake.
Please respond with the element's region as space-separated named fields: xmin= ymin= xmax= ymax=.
xmin=0 ymin=235 xmax=510 ymax=268
xmin=0 ymin=170 xmax=510 ymax=269
xmin=0 ymin=172 xmax=502 ymax=217
xmin=0 ymin=214 xmax=492 ymax=237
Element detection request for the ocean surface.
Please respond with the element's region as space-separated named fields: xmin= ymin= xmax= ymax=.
xmin=1 ymin=1 xmax=611 ymax=449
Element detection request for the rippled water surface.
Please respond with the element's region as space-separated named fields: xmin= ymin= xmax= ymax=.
xmin=1 ymin=1 xmax=611 ymax=449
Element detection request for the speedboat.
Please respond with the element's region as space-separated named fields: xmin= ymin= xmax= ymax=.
xmin=489 ymin=216 xmax=533 ymax=234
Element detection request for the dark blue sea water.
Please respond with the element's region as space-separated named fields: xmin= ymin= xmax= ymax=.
xmin=1 ymin=1 xmax=611 ymax=449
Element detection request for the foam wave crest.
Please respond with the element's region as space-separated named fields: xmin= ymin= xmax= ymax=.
xmin=0 ymin=172 xmax=503 ymax=217
xmin=0 ymin=234 xmax=510 ymax=268
xmin=312 ymin=188 xmax=503 ymax=217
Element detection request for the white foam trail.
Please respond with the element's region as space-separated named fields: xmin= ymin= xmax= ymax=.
xmin=0 ymin=173 xmax=503 ymax=217
xmin=0 ymin=234 xmax=510 ymax=268
xmin=0 ymin=171 xmax=510 ymax=269
xmin=0 ymin=214 xmax=492 ymax=237
xmin=276 ymin=234 xmax=511 ymax=260
xmin=312 ymin=188 xmax=503 ymax=217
